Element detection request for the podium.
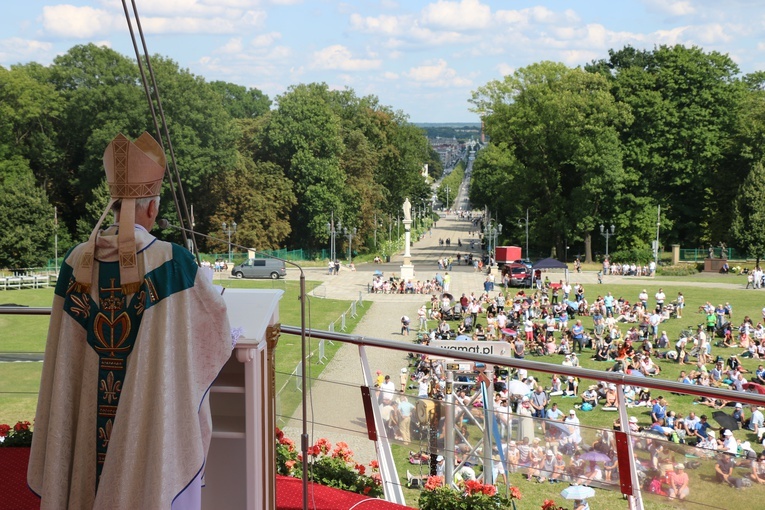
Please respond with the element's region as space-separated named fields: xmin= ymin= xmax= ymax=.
xmin=202 ymin=289 xmax=284 ymax=510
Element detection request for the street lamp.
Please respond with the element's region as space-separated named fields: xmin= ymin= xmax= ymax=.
xmin=343 ymin=226 xmax=357 ymax=262
xmin=487 ymin=222 xmax=503 ymax=262
xmin=326 ymin=213 xmax=339 ymax=262
xmin=518 ymin=208 xmax=529 ymax=261
xmin=221 ymin=221 xmax=237 ymax=263
xmin=600 ymin=224 xmax=616 ymax=257
xmin=445 ymin=185 xmax=451 ymax=210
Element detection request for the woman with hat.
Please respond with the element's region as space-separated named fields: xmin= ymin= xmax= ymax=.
xmin=518 ymin=396 xmax=535 ymax=443
xmin=668 ymin=463 xmax=689 ymax=500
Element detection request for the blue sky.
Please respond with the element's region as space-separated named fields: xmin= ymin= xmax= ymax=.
xmin=2 ymin=0 xmax=764 ymax=122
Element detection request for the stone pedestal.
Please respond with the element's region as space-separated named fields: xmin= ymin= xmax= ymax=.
xmin=671 ymin=244 xmax=680 ymax=265
xmin=703 ymin=258 xmax=725 ymax=273
xmin=400 ymin=219 xmax=414 ymax=280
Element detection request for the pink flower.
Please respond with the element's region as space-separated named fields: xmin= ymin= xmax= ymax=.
xmin=510 ymin=486 xmax=522 ymax=500
xmin=424 ymin=476 xmax=443 ymax=491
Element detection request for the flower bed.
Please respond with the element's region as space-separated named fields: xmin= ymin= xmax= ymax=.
xmin=418 ymin=475 xmax=521 ymax=510
xmin=276 ymin=428 xmax=383 ymax=498
xmin=0 ymin=421 xmax=32 ymax=447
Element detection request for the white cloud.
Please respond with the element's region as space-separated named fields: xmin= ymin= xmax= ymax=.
xmin=350 ymin=13 xmax=405 ymax=36
xmin=41 ymin=5 xmax=117 ymax=38
xmin=218 ymin=38 xmax=244 ymax=54
xmin=382 ymin=71 xmax=399 ymax=79
xmin=643 ymin=0 xmax=697 ymax=16
xmin=421 ymin=0 xmax=492 ymax=30
xmin=0 ymin=38 xmax=53 ymax=64
xmin=496 ymin=63 xmax=515 ymax=77
xmin=405 ymin=59 xmax=471 ymax=87
xmin=251 ymin=32 xmax=282 ymax=47
xmin=311 ymin=45 xmax=381 ymax=71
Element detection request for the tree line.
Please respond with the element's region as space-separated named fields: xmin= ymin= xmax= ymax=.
xmin=0 ymin=44 xmax=443 ymax=268
xmin=468 ymin=45 xmax=765 ymax=264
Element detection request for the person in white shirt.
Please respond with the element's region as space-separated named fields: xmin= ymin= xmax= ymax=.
xmin=655 ymin=288 xmax=666 ymax=310
xmin=723 ymin=429 xmax=738 ymax=454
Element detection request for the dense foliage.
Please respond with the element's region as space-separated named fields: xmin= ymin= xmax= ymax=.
xmin=0 ymin=45 xmax=433 ymax=267
xmin=470 ymin=45 xmax=765 ymax=261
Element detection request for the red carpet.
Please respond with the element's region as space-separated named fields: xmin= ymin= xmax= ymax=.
xmin=0 ymin=449 xmax=413 ymax=510
xmin=276 ymin=476 xmax=414 ymax=510
xmin=0 ymin=448 xmax=39 ymax=510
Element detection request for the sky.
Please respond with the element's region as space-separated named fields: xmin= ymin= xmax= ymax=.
xmin=2 ymin=0 xmax=765 ymax=122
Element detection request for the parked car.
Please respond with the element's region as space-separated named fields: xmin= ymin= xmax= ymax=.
xmin=508 ymin=266 xmax=532 ymax=287
xmin=231 ymin=258 xmax=286 ymax=279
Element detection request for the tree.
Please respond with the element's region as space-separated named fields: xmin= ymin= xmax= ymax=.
xmin=208 ymin=81 xmax=271 ymax=119
xmin=470 ymin=62 xmax=632 ymax=261
xmin=588 ymin=45 xmax=744 ymax=246
xmin=0 ymin=161 xmax=56 ymax=268
xmin=731 ymin=162 xmax=765 ymax=266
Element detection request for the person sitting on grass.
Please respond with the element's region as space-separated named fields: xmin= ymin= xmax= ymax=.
xmin=668 ymin=463 xmax=690 ymax=501
xmin=581 ymin=385 xmax=599 ymax=408
xmin=604 ymin=383 xmax=618 ymax=407
xmin=750 ymin=452 xmax=765 ymax=484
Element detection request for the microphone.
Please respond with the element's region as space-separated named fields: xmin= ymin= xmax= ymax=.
xmin=158 ymin=219 xmax=311 ymax=497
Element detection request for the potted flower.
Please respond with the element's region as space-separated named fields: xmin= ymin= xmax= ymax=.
xmin=275 ymin=428 xmax=383 ymax=498
xmin=418 ymin=475 xmax=521 ymax=510
xmin=0 ymin=421 xmax=33 ymax=447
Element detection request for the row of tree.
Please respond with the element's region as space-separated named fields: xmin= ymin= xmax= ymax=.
xmin=0 ymin=44 xmax=443 ymax=268
xmin=468 ymin=45 xmax=765 ymax=263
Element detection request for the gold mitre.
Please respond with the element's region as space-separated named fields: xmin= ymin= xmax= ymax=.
xmin=104 ymin=132 xmax=166 ymax=198
xmin=73 ymin=132 xmax=166 ymax=294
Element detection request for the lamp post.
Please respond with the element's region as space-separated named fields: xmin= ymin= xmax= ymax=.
xmin=343 ymin=226 xmax=357 ymax=262
xmin=600 ymin=224 xmax=616 ymax=257
xmin=518 ymin=208 xmax=529 ymax=261
xmin=326 ymin=213 xmax=339 ymax=262
xmin=445 ymin=186 xmax=451 ymax=210
xmin=221 ymin=221 xmax=237 ymax=263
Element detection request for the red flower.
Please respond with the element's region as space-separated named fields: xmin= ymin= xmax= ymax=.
xmin=279 ymin=436 xmax=295 ymax=451
xmin=369 ymin=459 xmax=379 ymax=470
xmin=316 ymin=438 xmax=332 ymax=455
xmin=307 ymin=446 xmax=320 ymax=456
xmin=14 ymin=421 xmax=30 ymax=432
xmin=355 ymin=463 xmax=366 ymax=475
xmin=542 ymin=500 xmax=560 ymax=510
xmin=363 ymin=486 xmax=371 ymax=495
xmin=0 ymin=424 xmax=10 ymax=437
xmin=297 ymin=453 xmax=303 ymax=462
xmin=424 ymin=476 xmax=443 ymax=491
xmin=509 ymin=486 xmax=522 ymax=500
xmin=285 ymin=460 xmax=296 ymax=470
xmin=482 ymin=484 xmax=497 ymax=496
xmin=464 ymin=479 xmax=483 ymax=496
xmin=275 ymin=427 xmax=284 ymax=440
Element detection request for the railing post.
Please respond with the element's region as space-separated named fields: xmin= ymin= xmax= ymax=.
xmin=616 ymin=383 xmax=644 ymax=510
xmin=340 ymin=313 xmax=347 ymax=331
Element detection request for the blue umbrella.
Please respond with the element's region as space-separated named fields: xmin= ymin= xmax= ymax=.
xmin=455 ymin=335 xmax=471 ymax=342
xmin=560 ymin=485 xmax=595 ymax=500
xmin=373 ymin=270 xmax=383 ymax=277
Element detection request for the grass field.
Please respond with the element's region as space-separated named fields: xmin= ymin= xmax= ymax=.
xmin=0 ymin=278 xmax=368 ymax=426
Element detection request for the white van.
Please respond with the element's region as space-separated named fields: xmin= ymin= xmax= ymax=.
xmin=231 ymin=258 xmax=286 ymax=279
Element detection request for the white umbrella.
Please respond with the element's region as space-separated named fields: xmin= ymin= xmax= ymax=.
xmin=506 ymin=380 xmax=530 ymax=395
xmin=560 ymin=485 xmax=596 ymax=500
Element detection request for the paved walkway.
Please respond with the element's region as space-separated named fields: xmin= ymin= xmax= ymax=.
xmin=280 ymin=212 xmax=492 ymax=462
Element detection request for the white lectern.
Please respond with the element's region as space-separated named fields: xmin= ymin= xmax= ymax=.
xmin=202 ymin=288 xmax=283 ymax=510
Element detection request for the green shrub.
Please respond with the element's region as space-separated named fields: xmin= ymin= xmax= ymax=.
xmin=656 ymin=264 xmax=700 ymax=276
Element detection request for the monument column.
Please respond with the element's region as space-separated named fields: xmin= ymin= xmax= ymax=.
xmin=400 ymin=198 xmax=415 ymax=281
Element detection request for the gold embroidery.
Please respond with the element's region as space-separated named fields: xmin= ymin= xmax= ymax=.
xmin=99 ymin=371 xmax=122 ymax=404
xmin=98 ymin=419 xmax=113 ymax=449
xmin=70 ymin=294 xmax=91 ymax=319
xmin=134 ymin=290 xmax=146 ymax=315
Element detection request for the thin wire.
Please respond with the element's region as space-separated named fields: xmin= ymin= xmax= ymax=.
xmin=120 ymin=0 xmax=199 ymax=264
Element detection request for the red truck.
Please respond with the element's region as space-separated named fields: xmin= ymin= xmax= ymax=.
xmin=494 ymin=246 xmax=522 ymax=266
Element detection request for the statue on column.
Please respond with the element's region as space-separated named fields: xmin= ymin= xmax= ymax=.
xmin=403 ymin=198 xmax=411 ymax=222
